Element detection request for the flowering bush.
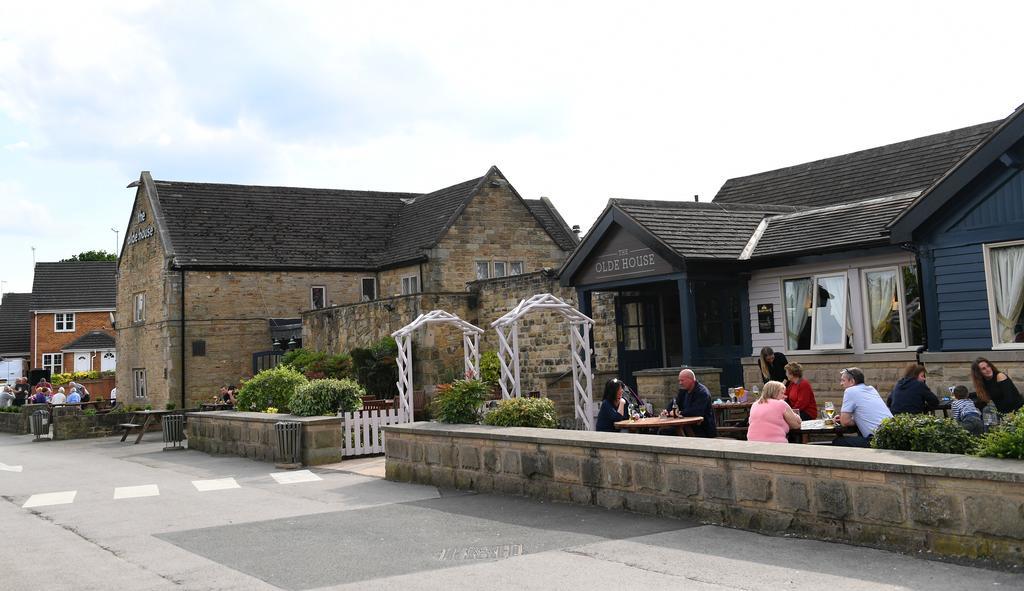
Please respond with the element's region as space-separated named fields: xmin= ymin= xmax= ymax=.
xmin=265 ymin=407 xmax=279 ymax=414
xmin=431 ymin=379 xmax=490 ymax=424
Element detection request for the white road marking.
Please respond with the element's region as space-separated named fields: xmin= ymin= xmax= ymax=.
xmin=0 ymin=463 xmax=23 ymax=472
xmin=192 ymin=477 xmax=240 ymax=492
xmin=23 ymin=490 xmax=76 ymax=508
xmin=113 ymin=484 xmax=160 ymax=499
xmin=271 ymin=470 xmax=322 ymax=484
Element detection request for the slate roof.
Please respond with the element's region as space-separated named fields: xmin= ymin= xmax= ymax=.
xmin=611 ymin=200 xmax=800 ymax=260
xmin=150 ymin=167 xmax=576 ymax=271
xmin=748 ymin=191 xmax=921 ymax=259
xmin=524 ymin=198 xmax=579 ymax=251
xmin=0 ymin=293 xmax=31 ymax=355
xmin=713 ymin=121 xmax=1000 ymax=207
xmin=30 ymin=262 xmax=117 ymax=311
xmin=62 ymin=330 xmax=115 ymax=351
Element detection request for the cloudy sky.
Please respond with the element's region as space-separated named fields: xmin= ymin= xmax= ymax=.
xmin=2 ymin=1 xmax=1023 ymax=293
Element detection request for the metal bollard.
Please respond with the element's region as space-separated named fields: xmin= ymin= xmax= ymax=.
xmin=274 ymin=421 xmax=302 ymax=469
xmin=162 ymin=414 xmax=185 ymax=451
xmin=31 ymin=410 xmax=51 ymax=442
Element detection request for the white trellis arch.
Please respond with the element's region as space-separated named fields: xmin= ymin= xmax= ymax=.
xmin=490 ymin=293 xmax=596 ymax=430
xmin=392 ymin=310 xmax=484 ymax=422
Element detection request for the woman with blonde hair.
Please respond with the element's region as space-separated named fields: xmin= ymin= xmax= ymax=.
xmin=758 ymin=347 xmax=788 ymax=383
xmin=747 ymin=380 xmax=801 ymax=443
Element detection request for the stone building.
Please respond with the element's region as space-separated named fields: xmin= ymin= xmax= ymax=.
xmin=115 ymin=166 xmax=578 ymax=408
xmin=29 ymin=261 xmax=117 ymax=376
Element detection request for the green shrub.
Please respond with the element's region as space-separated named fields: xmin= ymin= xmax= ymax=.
xmin=83 ymin=408 xmax=97 ymax=416
xmin=165 ymin=402 xmax=176 ymax=410
xmin=871 ymin=414 xmax=978 ymax=455
xmin=110 ymin=405 xmax=126 ymax=415
xmin=0 ymin=406 xmax=21 ymax=413
xmin=51 ymin=373 xmax=72 ymax=386
xmin=480 ymin=351 xmax=501 ymax=386
xmin=236 ymin=365 xmax=308 ymax=413
xmin=290 ymin=378 xmax=365 ymax=416
xmin=351 ymin=337 xmax=398 ymax=397
xmin=282 ymin=348 xmax=353 ymax=380
xmin=482 ymin=397 xmax=557 ymax=428
xmin=974 ymin=411 xmax=1024 ymax=459
xmin=431 ymin=379 xmax=490 ymax=424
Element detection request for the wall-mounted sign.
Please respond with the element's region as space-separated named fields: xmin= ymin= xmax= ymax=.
xmin=574 ymin=226 xmax=674 ymax=285
xmin=126 ymin=225 xmax=155 ymax=246
xmin=757 ymin=303 xmax=774 ymax=333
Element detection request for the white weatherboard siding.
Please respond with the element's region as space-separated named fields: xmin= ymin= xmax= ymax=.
xmin=747 ymin=252 xmax=915 ymax=357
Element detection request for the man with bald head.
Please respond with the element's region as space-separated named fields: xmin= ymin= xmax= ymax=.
xmin=661 ymin=369 xmax=717 ymax=438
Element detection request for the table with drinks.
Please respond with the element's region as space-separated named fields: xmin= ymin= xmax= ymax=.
xmin=614 ymin=416 xmax=704 ymax=436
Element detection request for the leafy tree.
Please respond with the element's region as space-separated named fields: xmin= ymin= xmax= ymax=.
xmin=61 ymin=250 xmax=117 ymax=262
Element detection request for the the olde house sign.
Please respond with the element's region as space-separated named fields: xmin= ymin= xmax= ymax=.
xmin=126 ymin=209 xmax=155 ymax=246
xmin=575 ymin=227 xmax=674 ymax=285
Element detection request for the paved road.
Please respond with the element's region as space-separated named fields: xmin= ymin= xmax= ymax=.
xmin=2 ymin=432 xmax=1021 ymax=590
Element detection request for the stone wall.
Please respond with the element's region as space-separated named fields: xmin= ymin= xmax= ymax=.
xmin=921 ymin=350 xmax=1024 ymax=395
xmin=634 ymin=367 xmax=723 ymax=410
xmin=186 ymin=411 xmax=342 ymax=466
xmin=0 ymin=407 xmax=32 ymax=434
xmin=385 ymin=422 xmax=1024 ymax=566
xmin=52 ymin=410 xmax=128 ymax=440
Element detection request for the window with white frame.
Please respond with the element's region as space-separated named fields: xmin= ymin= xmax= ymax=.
xmin=782 ymin=275 xmax=850 ymax=351
xmin=861 ymin=264 xmax=925 ymax=349
xmin=134 ymin=292 xmax=145 ymax=323
xmin=361 ymin=278 xmax=377 ymax=301
xmin=475 ymin=261 xmax=490 ymax=280
xmin=510 ymin=261 xmax=524 ymax=275
xmin=401 ymin=275 xmax=419 ymax=295
xmin=42 ymin=353 xmax=62 ymax=374
xmin=493 ymin=261 xmax=507 ymax=278
xmin=133 ymin=368 xmax=147 ymax=399
xmin=984 ymin=240 xmax=1024 ymax=348
xmin=310 ymin=286 xmax=326 ymax=309
xmin=54 ymin=312 xmax=75 ymax=332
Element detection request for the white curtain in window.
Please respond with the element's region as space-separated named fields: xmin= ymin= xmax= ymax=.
xmin=991 ymin=244 xmax=1024 ymax=343
xmin=784 ymin=278 xmax=811 ymax=350
xmin=866 ymin=269 xmax=898 ymax=343
xmin=814 ymin=275 xmax=847 ymax=348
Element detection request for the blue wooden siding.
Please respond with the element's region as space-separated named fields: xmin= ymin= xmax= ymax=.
xmin=949 ymin=170 xmax=1024 ymax=232
xmin=932 ymin=244 xmax=991 ymax=350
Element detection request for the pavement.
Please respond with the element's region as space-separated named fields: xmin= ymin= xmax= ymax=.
xmin=1 ymin=431 xmax=1021 ymax=591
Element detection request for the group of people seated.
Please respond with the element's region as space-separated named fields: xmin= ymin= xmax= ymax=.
xmin=217 ymin=385 xmax=238 ymax=407
xmin=0 ymin=377 xmax=94 ymax=407
xmin=596 ymin=345 xmax=1022 ymax=448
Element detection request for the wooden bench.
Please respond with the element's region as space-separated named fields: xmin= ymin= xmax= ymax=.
xmin=118 ymin=423 xmax=144 ymax=442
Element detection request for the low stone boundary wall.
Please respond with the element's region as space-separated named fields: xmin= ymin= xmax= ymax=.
xmin=0 ymin=404 xmax=49 ymax=434
xmin=186 ymin=411 xmax=342 ymax=466
xmin=52 ymin=411 xmax=131 ymax=440
xmin=385 ymin=423 xmax=1024 ymax=566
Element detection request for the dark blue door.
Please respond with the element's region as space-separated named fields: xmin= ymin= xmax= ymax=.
xmin=692 ymin=281 xmax=745 ymax=396
xmin=615 ymin=294 xmax=663 ymax=392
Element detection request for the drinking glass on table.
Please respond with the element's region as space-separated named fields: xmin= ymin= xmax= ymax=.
xmin=823 ymin=402 xmax=836 ymax=426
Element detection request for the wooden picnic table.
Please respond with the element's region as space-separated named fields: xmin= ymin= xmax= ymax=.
xmin=120 ymin=410 xmax=176 ymax=444
xmin=614 ymin=416 xmax=703 ymax=437
xmin=793 ymin=419 xmax=858 ymax=444
xmin=200 ymin=402 xmax=233 ymax=411
xmin=712 ymin=401 xmax=753 ymax=426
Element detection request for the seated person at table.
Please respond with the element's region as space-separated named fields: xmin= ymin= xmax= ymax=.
xmin=70 ymin=381 xmax=90 ymax=402
xmin=31 ymin=387 xmax=49 ymax=404
xmin=951 ymin=385 xmax=984 ymax=435
xmin=660 ymin=369 xmax=717 ymax=438
xmin=758 ymin=347 xmax=789 ymax=383
xmin=596 ymin=379 xmax=627 ymax=432
xmin=971 ymin=357 xmax=1023 ymax=414
xmin=66 ymin=387 xmax=81 ymax=404
xmin=783 ymin=362 xmax=817 ymax=420
xmin=833 ymin=367 xmax=893 ymax=447
xmin=51 ymin=387 xmax=67 ymax=405
xmin=887 ymin=363 xmax=939 ymax=414
xmin=748 ymin=381 xmax=802 ymax=443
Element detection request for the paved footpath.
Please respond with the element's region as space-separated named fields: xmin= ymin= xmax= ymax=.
xmin=2 ymin=432 xmax=1021 ymax=591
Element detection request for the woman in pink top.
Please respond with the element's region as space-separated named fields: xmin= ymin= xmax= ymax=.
xmin=747 ymin=381 xmax=802 ymax=443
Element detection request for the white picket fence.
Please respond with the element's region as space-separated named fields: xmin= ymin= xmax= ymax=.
xmin=340 ymin=408 xmax=405 ymax=456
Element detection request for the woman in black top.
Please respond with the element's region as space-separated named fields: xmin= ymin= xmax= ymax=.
xmin=595 ymin=379 xmax=627 ymax=432
xmin=758 ymin=347 xmax=789 ymax=384
xmin=972 ymin=357 xmax=1023 ymax=414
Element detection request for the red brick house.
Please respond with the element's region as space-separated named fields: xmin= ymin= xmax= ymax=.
xmin=29 ymin=261 xmax=117 ymax=375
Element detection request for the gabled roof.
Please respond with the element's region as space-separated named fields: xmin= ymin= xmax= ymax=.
xmin=747 ymin=191 xmax=920 ymax=259
xmin=30 ymin=262 xmax=117 ymax=311
xmin=145 ymin=166 xmax=574 ymax=271
xmin=62 ymin=330 xmax=115 ymax=351
xmin=612 ymin=199 xmax=800 ymax=259
xmin=524 ymin=197 xmax=579 ymax=251
xmin=713 ymin=121 xmax=999 ymax=208
xmin=0 ymin=292 xmax=31 ymax=356
xmin=889 ymin=102 xmax=1024 ymax=241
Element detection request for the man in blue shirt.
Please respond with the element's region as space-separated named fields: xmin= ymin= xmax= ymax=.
xmin=661 ymin=369 xmax=717 ymax=438
xmin=67 ymin=388 xmax=81 ymax=404
xmin=834 ymin=367 xmax=892 ymax=447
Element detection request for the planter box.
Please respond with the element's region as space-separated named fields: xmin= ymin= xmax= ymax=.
xmin=186 ymin=411 xmax=342 ymax=466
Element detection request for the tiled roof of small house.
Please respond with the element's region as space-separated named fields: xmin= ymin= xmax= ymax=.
xmin=713 ymin=121 xmax=1000 ymax=207
xmin=30 ymin=261 xmax=117 ymax=311
xmin=0 ymin=292 xmax=31 ymax=355
xmin=62 ymin=330 xmax=115 ymax=351
xmin=611 ymin=199 xmax=800 ymax=259
xmin=150 ymin=167 xmax=576 ymax=271
xmin=524 ymin=197 xmax=579 ymax=251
